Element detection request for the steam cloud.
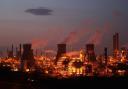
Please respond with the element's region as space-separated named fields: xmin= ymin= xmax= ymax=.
xmin=86 ymin=22 xmax=111 ymax=46
xmin=87 ymin=30 xmax=102 ymax=45
xmin=62 ymin=29 xmax=90 ymax=44
xmin=63 ymin=31 xmax=77 ymax=44
xmin=31 ymin=39 xmax=48 ymax=49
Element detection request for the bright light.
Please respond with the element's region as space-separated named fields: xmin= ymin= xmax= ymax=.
xmin=26 ymin=69 xmax=30 ymax=72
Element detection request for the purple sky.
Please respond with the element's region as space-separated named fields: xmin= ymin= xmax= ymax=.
xmin=0 ymin=0 xmax=128 ymax=54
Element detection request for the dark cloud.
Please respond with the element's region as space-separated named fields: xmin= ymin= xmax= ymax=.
xmin=25 ymin=7 xmax=53 ymax=15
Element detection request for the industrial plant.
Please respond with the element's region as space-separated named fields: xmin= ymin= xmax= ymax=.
xmin=0 ymin=32 xmax=128 ymax=80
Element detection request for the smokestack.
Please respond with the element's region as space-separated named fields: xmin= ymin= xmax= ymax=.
xmin=113 ymin=35 xmax=116 ymax=51
xmin=56 ymin=44 xmax=66 ymax=61
xmin=86 ymin=44 xmax=96 ymax=61
xmin=113 ymin=33 xmax=119 ymax=57
xmin=104 ymin=47 xmax=108 ymax=65
xmin=113 ymin=33 xmax=119 ymax=51
xmin=104 ymin=47 xmax=108 ymax=59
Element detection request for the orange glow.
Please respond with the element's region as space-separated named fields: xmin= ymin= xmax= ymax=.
xmin=0 ymin=48 xmax=128 ymax=78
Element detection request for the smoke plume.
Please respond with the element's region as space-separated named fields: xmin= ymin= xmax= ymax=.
xmin=62 ymin=29 xmax=90 ymax=44
xmin=31 ymin=39 xmax=48 ymax=49
xmin=86 ymin=21 xmax=111 ymax=46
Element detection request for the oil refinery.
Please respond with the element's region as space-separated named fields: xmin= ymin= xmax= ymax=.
xmin=0 ymin=33 xmax=128 ymax=79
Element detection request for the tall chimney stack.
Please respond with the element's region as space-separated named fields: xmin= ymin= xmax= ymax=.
xmin=86 ymin=44 xmax=96 ymax=61
xmin=113 ymin=33 xmax=119 ymax=58
xmin=56 ymin=44 xmax=66 ymax=62
xmin=104 ymin=47 xmax=108 ymax=65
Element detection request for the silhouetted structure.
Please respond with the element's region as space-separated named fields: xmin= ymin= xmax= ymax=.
xmin=21 ymin=44 xmax=35 ymax=71
xmin=104 ymin=47 xmax=108 ymax=65
xmin=86 ymin=44 xmax=96 ymax=61
xmin=56 ymin=44 xmax=66 ymax=62
xmin=16 ymin=44 xmax=22 ymax=59
xmin=113 ymin=33 xmax=119 ymax=58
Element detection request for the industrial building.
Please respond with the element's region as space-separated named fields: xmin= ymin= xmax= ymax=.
xmin=56 ymin=44 xmax=66 ymax=62
xmin=21 ymin=44 xmax=35 ymax=72
xmin=86 ymin=44 xmax=96 ymax=62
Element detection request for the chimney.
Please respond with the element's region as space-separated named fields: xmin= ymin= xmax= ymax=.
xmin=104 ymin=47 xmax=108 ymax=65
xmin=21 ymin=43 xmax=34 ymax=71
xmin=56 ymin=44 xmax=66 ymax=61
xmin=113 ymin=33 xmax=119 ymax=58
xmin=86 ymin=44 xmax=96 ymax=61
xmin=113 ymin=33 xmax=119 ymax=51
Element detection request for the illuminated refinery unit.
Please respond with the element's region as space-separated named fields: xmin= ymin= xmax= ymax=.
xmin=0 ymin=33 xmax=128 ymax=79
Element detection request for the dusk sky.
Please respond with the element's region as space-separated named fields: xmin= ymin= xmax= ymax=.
xmin=0 ymin=0 xmax=128 ymax=54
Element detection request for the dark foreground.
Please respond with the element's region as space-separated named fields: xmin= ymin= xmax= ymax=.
xmin=0 ymin=71 xmax=128 ymax=89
